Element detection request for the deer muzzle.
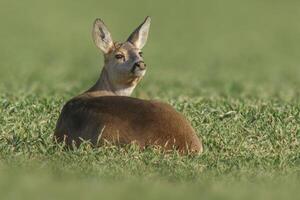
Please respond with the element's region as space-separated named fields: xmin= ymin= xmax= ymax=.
xmin=131 ymin=61 xmax=146 ymax=75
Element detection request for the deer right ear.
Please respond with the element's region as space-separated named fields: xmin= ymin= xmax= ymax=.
xmin=92 ymin=19 xmax=114 ymax=53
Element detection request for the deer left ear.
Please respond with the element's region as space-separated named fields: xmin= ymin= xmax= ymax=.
xmin=127 ymin=16 xmax=151 ymax=49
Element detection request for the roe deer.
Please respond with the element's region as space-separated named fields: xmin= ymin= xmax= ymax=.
xmin=54 ymin=17 xmax=203 ymax=154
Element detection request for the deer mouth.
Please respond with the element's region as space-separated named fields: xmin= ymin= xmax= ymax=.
xmin=133 ymin=68 xmax=146 ymax=77
xmin=131 ymin=65 xmax=146 ymax=77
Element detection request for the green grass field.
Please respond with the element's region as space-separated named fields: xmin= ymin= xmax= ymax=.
xmin=1 ymin=0 xmax=300 ymax=199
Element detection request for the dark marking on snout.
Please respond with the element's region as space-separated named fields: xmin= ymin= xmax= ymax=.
xmin=131 ymin=61 xmax=146 ymax=73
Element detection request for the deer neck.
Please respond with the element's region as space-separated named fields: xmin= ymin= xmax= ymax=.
xmin=85 ymin=67 xmax=135 ymax=97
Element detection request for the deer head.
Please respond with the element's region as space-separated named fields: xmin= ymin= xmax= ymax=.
xmin=90 ymin=17 xmax=151 ymax=96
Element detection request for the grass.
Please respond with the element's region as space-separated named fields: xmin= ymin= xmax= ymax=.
xmin=1 ymin=0 xmax=300 ymax=199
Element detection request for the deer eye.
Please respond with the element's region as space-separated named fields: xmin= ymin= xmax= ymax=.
xmin=139 ymin=52 xmax=143 ymax=57
xmin=115 ymin=54 xmax=124 ymax=60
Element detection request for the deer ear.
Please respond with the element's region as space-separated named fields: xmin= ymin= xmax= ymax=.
xmin=92 ymin=19 xmax=114 ymax=53
xmin=127 ymin=16 xmax=151 ymax=49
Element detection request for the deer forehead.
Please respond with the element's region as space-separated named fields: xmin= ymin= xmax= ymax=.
xmin=104 ymin=42 xmax=142 ymax=64
xmin=114 ymin=42 xmax=140 ymax=56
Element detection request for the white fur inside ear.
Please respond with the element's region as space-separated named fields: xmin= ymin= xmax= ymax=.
xmin=127 ymin=17 xmax=151 ymax=49
xmin=92 ymin=19 xmax=114 ymax=53
xmin=136 ymin=22 xmax=150 ymax=48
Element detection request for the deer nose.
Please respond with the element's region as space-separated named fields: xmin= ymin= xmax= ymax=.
xmin=134 ymin=61 xmax=146 ymax=70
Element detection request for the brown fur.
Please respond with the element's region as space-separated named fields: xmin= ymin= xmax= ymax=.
xmin=54 ymin=95 xmax=203 ymax=154
xmin=53 ymin=17 xmax=203 ymax=154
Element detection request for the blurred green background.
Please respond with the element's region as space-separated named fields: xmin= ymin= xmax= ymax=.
xmin=1 ymin=0 xmax=300 ymax=199
xmin=1 ymin=0 xmax=300 ymax=97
